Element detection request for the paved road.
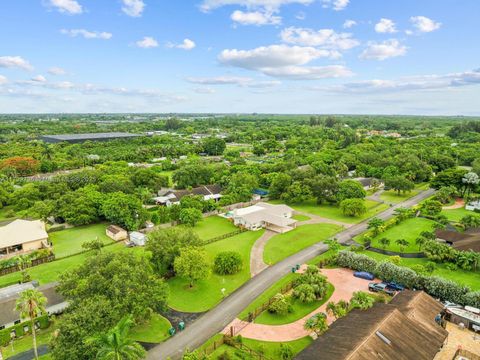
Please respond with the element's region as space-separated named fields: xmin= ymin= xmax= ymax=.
xmin=147 ymin=189 xmax=435 ymax=360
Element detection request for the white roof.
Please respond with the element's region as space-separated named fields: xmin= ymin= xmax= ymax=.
xmin=234 ymin=202 xmax=296 ymax=228
xmin=234 ymin=205 xmax=264 ymax=216
xmin=130 ymin=231 xmax=146 ymax=240
xmin=0 ymin=219 xmax=48 ymax=249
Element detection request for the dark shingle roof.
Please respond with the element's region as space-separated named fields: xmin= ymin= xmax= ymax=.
xmin=41 ymin=132 xmax=141 ymax=143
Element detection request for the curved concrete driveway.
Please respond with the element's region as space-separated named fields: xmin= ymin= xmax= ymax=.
xmin=147 ymin=189 xmax=435 ymax=360
xmin=250 ymin=230 xmax=276 ymax=277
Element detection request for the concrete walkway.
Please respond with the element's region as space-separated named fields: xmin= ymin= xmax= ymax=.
xmin=250 ymin=230 xmax=276 ymax=277
xmin=442 ymin=198 xmax=465 ymax=210
xmin=146 ymin=188 xmax=436 ymax=360
xmin=222 ymin=268 xmax=374 ymax=342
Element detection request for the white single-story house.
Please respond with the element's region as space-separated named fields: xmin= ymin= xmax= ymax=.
xmin=0 ymin=219 xmax=50 ymax=258
xmin=129 ymin=232 xmax=147 ymax=246
xmin=232 ymin=202 xmax=297 ymax=233
xmin=466 ymin=200 xmax=480 ymax=212
xmin=153 ymin=185 xmax=222 ymax=206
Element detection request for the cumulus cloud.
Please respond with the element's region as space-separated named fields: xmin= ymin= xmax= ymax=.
xmin=48 ymin=67 xmax=67 ymax=75
xmin=186 ymin=75 xmax=281 ymax=88
xmin=0 ymin=75 xmax=7 ymax=85
xmin=359 ymin=39 xmax=407 ymax=61
xmin=410 ymin=16 xmax=441 ymax=33
xmin=0 ymin=56 xmax=33 ymax=71
xmin=322 ymin=0 xmax=349 ymax=11
xmin=167 ymin=39 xmax=196 ymax=50
xmin=31 ymin=75 xmax=47 ymax=82
xmin=122 ymin=0 xmax=145 ymax=17
xmin=200 ymin=0 xmax=314 ymax=12
xmin=48 ymin=0 xmax=83 ymax=14
xmin=193 ymin=87 xmax=217 ymax=94
xmin=280 ymin=27 xmax=359 ymax=50
xmin=135 ymin=37 xmax=159 ymax=48
xmin=61 ymin=29 xmax=112 ymax=39
xmin=231 ymin=10 xmax=281 ymax=26
xmin=343 ymin=20 xmax=357 ymax=29
xmin=375 ymin=18 xmax=397 ymax=33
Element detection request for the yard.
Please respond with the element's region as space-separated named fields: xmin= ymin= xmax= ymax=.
xmin=254 ymin=283 xmax=334 ymax=325
xmin=130 ymin=313 xmax=172 ymax=344
xmin=263 ymin=223 xmax=343 ymax=265
xmin=442 ymin=207 xmax=474 ymax=222
xmin=368 ymin=217 xmax=437 ymax=253
xmin=167 ymin=230 xmax=264 ymax=312
xmin=49 ymin=223 xmax=114 ymax=258
xmin=379 ymin=183 xmax=429 ymax=204
xmin=360 ymin=250 xmax=480 ymax=291
xmin=182 ymin=216 xmax=237 ymax=241
xmin=0 ymin=325 xmax=55 ymax=358
xmin=275 ymin=199 xmax=389 ymax=224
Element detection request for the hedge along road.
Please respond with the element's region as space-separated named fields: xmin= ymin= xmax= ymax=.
xmin=147 ymin=189 xmax=436 ymax=360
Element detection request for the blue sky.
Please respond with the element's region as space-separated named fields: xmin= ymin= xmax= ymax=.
xmin=0 ymin=0 xmax=479 ymax=114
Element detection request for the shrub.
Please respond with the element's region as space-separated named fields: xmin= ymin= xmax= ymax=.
xmin=268 ymin=294 xmax=292 ymax=315
xmin=213 ymin=251 xmax=243 ymax=275
xmin=279 ymin=344 xmax=294 ymax=360
xmin=420 ymin=276 xmax=469 ymax=304
xmin=294 ymin=266 xmax=328 ymax=299
xmin=336 ymin=250 xmax=377 ymax=274
xmin=293 ymin=284 xmax=316 ymax=303
xmin=464 ymin=292 xmax=480 ymax=308
xmin=375 ymin=261 xmax=419 ymax=289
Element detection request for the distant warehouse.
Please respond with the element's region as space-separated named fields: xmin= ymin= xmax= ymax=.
xmin=41 ymin=132 xmax=142 ymax=144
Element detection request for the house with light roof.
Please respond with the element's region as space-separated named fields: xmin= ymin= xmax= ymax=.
xmin=232 ymin=202 xmax=297 ymax=233
xmin=0 ymin=219 xmax=50 ymax=258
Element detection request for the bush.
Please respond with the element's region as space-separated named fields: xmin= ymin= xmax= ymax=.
xmin=0 ymin=315 xmax=50 ymax=346
xmin=279 ymin=344 xmax=294 ymax=360
xmin=213 ymin=251 xmax=243 ymax=275
xmin=420 ymin=276 xmax=469 ymax=304
xmin=293 ymin=284 xmax=316 ymax=303
xmin=375 ymin=261 xmax=419 ymax=289
xmin=268 ymin=294 xmax=292 ymax=315
xmin=336 ymin=251 xmax=377 ymax=274
xmin=464 ymin=292 xmax=480 ymax=308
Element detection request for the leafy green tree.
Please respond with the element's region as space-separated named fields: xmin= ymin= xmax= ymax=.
xmin=179 ymin=208 xmax=203 ymax=227
xmin=336 ymin=180 xmax=366 ymax=202
xmin=268 ymin=173 xmax=292 ymax=200
xmin=420 ymin=199 xmax=443 ymax=217
xmin=367 ymin=218 xmax=385 ymax=237
xmin=340 ymin=198 xmax=367 ymax=217
xmin=395 ymin=239 xmax=409 ymax=254
xmin=213 ymin=251 xmax=243 ymax=275
xmin=56 ymin=185 xmax=103 ymax=225
xmin=293 ymin=284 xmax=316 ymax=303
xmin=15 ymin=289 xmax=47 ymax=360
xmin=385 ymin=176 xmax=414 ymax=195
xmin=173 ymin=163 xmax=213 ymax=189
xmin=131 ymin=168 xmax=169 ymax=191
xmin=304 ymin=313 xmax=328 ymax=336
xmin=281 ymin=181 xmax=312 ymax=204
xmin=460 ymin=215 xmax=480 ymax=229
xmin=326 ymin=300 xmax=349 ymax=320
xmin=379 ymin=237 xmax=390 ymax=250
xmin=82 ymin=238 xmax=104 ymax=254
xmin=89 ymin=315 xmax=145 ymax=360
xmin=268 ymin=294 xmax=291 ymax=315
xmin=308 ymin=175 xmax=338 ymax=204
xmin=279 ymin=344 xmax=294 ymax=360
xmin=415 ymin=237 xmax=427 ymax=251
xmin=225 ymin=171 xmax=258 ymax=203
xmin=202 ymin=137 xmax=226 ymax=156
xmin=99 ymin=174 xmax=135 ymax=194
xmin=101 ymin=192 xmax=148 ymax=231
xmin=174 ymin=247 xmax=210 ymax=287
xmin=435 ymin=186 xmax=457 ymax=204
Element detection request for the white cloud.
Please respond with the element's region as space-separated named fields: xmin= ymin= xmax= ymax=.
xmin=200 ymin=0 xmax=314 ymax=12
xmin=218 ymin=45 xmax=351 ymax=79
xmin=280 ymin=27 xmax=359 ymax=50
xmin=0 ymin=56 xmax=33 ymax=71
xmin=0 ymin=75 xmax=7 ymax=85
xmin=410 ymin=16 xmax=441 ymax=33
xmin=375 ymin=18 xmax=397 ymax=33
xmin=343 ymin=20 xmax=357 ymax=29
xmin=186 ymin=76 xmax=253 ymax=85
xmin=48 ymin=0 xmax=83 ymax=14
xmin=48 ymin=67 xmax=67 ymax=75
xmin=135 ymin=37 xmax=159 ymax=48
xmin=193 ymin=87 xmax=217 ymax=94
xmin=360 ymin=39 xmax=407 ymax=61
xmin=322 ymin=0 xmax=349 ymax=11
xmin=122 ymin=0 xmax=145 ymax=17
xmin=167 ymin=39 xmax=196 ymax=50
xmin=31 ymin=75 xmax=47 ymax=82
xmin=61 ymin=29 xmax=112 ymax=39
xmin=231 ymin=10 xmax=281 ymax=26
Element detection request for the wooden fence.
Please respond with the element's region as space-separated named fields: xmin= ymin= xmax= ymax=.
xmin=197 ymin=335 xmax=272 ymax=360
xmin=202 ymin=229 xmax=247 ymax=245
xmin=0 ymin=254 xmax=55 ymax=277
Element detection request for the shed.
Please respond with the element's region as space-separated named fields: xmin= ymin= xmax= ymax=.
xmin=129 ymin=232 xmax=147 ymax=246
xmin=106 ymin=225 xmax=128 ymax=242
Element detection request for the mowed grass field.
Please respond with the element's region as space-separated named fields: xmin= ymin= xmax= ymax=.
xmin=271 ymin=199 xmax=389 ymax=224
xmin=442 ymin=207 xmax=474 ymax=222
xmin=379 ymin=183 xmax=429 ymax=204
xmin=263 ymin=223 xmax=343 ymax=265
xmin=183 ymin=216 xmax=237 ymax=241
xmin=368 ymin=217 xmax=437 ymax=253
xmin=130 ymin=313 xmax=172 ymax=343
xmin=167 ymin=230 xmax=264 ymax=312
xmin=49 ymin=223 xmax=113 ymax=257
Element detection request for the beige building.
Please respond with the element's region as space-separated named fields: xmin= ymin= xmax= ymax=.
xmin=106 ymin=225 xmax=128 ymax=241
xmin=0 ymin=219 xmax=50 ymax=258
xmin=232 ymin=202 xmax=297 ymax=233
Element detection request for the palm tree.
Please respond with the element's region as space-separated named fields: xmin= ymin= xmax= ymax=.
xmin=379 ymin=238 xmax=390 ymax=251
xmin=90 ymin=315 xmax=145 ymax=360
xmin=415 ymin=237 xmax=427 ymax=251
xmin=304 ymin=313 xmax=328 ymax=336
xmin=350 ymin=291 xmax=375 ymax=310
xmin=367 ymin=218 xmax=385 ymax=237
xmin=395 ymin=239 xmax=409 ymax=254
xmin=326 ymin=300 xmax=349 ymax=320
xmin=15 ymin=289 xmax=47 ymax=360
xmin=40 ymin=143 xmax=54 ymax=160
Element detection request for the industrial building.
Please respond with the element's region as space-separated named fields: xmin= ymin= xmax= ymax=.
xmin=41 ymin=132 xmax=142 ymax=143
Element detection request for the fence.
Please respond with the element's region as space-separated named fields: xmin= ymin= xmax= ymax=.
xmin=203 ymin=228 xmax=247 ymax=245
xmin=365 ymin=246 xmax=426 ymax=258
xmin=197 ymin=335 xmax=272 ymax=360
xmin=0 ymin=254 xmax=55 ymax=277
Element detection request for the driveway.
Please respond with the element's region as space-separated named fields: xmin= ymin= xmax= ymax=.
xmin=146 ymin=189 xmax=435 ymax=360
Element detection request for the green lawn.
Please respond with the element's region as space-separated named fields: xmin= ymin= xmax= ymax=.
xmin=130 ymin=313 xmax=172 ymax=344
xmin=368 ymin=217 xmax=437 ymax=253
xmin=167 ymin=230 xmax=264 ymax=312
xmin=292 ymin=214 xmax=310 ymax=221
xmin=442 ymin=207 xmax=473 ymax=222
xmin=254 ymin=283 xmax=334 ymax=325
xmin=263 ymin=223 xmax=342 ymax=265
xmin=0 ymin=206 xmax=17 ymax=221
xmin=360 ymin=250 xmax=480 ymax=291
xmin=182 ymin=216 xmax=237 ymax=241
xmin=379 ymin=183 xmax=429 ymax=204
xmin=275 ymin=199 xmax=389 ymax=224
xmin=49 ymin=223 xmax=113 ymax=258
xmin=206 ymin=337 xmax=313 ymax=360
xmin=1 ymin=325 xmax=55 ymax=358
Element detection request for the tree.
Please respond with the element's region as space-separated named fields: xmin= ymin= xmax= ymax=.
xmin=174 ymin=247 xmax=210 ymax=287
xmin=213 ymin=251 xmax=243 ymax=275
xmin=415 ymin=237 xmax=427 ymax=251
xmin=279 ymin=344 xmax=293 ymax=360
xmin=420 ymin=200 xmax=443 ymax=217
xmin=473 ymin=158 xmax=480 ymax=176
xmin=131 ymin=168 xmax=169 ymax=192
xmin=293 ymin=284 xmax=316 ymax=303
xmin=350 ymin=291 xmax=375 ymax=310
xmin=460 ymin=215 xmax=480 ymax=229
xmin=379 ymin=237 xmax=390 ymax=250
xmin=268 ymin=294 xmax=291 ymax=315
xmin=304 ymin=313 xmax=328 ymax=336
xmin=308 ymin=175 xmax=338 ymax=204
xmin=202 ymin=137 xmax=226 ymax=156
xmin=281 ymin=181 xmax=312 ymax=204
xmin=101 ymin=192 xmax=148 ymax=231
xmin=395 ymin=239 xmax=409 ymax=254
xmin=385 ymin=176 xmax=414 ymax=195
xmin=435 ymin=186 xmax=457 ymax=204
xmin=226 ymin=171 xmax=258 ymax=203
xmin=89 ymin=315 xmax=145 ymax=360
xmin=268 ymin=173 xmax=291 ymax=200
xmin=56 ymin=185 xmax=103 ymax=226
xmin=0 ymin=156 xmax=39 ymax=176
xmin=367 ymin=218 xmax=385 ymax=237
xmin=336 ymin=180 xmax=366 ymax=202
xmin=15 ymin=289 xmax=47 ymax=360
xmin=179 ymin=208 xmax=203 ymax=227
xmin=326 ymin=300 xmax=349 ymax=320
xmin=462 ymin=172 xmax=480 ymax=198
xmin=82 ymin=238 xmax=104 ymax=254
xmin=146 ymin=227 xmax=202 ymax=275
xmin=340 ymin=198 xmax=367 ymax=217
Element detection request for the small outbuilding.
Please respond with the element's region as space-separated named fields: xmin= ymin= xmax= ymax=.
xmin=129 ymin=232 xmax=147 ymax=247
xmin=106 ymin=225 xmax=128 ymax=242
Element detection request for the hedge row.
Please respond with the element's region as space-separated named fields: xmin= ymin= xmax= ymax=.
xmin=0 ymin=315 xmax=50 ymax=347
xmin=336 ymin=250 xmax=480 ymax=307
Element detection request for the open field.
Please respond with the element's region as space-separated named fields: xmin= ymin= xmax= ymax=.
xmin=379 ymin=183 xmax=429 ymax=204
xmin=263 ymin=223 xmax=342 ymax=265
xmin=442 ymin=207 xmax=474 ymax=222
xmin=167 ymin=230 xmax=264 ymax=312
xmin=183 ymin=216 xmax=237 ymax=241
xmin=130 ymin=313 xmax=172 ymax=344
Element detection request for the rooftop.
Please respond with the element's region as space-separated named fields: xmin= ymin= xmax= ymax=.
xmin=41 ymin=132 xmax=141 ymax=143
xmin=0 ymin=219 xmax=48 ymax=249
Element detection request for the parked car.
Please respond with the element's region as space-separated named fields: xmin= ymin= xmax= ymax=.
xmin=353 ymin=271 xmax=374 ymax=280
xmin=368 ymin=282 xmax=396 ymax=296
xmin=384 ymin=281 xmax=405 ymax=291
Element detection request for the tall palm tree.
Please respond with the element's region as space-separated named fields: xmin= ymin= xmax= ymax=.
xmin=15 ymin=289 xmax=47 ymax=360
xmin=90 ymin=315 xmax=145 ymax=360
